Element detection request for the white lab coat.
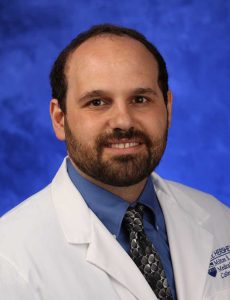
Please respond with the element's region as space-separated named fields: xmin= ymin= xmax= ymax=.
xmin=0 ymin=158 xmax=229 ymax=300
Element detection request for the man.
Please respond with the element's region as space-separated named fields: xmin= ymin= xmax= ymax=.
xmin=0 ymin=24 xmax=229 ymax=300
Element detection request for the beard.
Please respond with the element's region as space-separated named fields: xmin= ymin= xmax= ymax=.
xmin=64 ymin=119 xmax=168 ymax=187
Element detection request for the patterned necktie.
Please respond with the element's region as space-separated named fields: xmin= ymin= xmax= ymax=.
xmin=123 ymin=203 xmax=173 ymax=300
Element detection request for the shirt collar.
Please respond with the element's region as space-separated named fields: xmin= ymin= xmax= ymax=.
xmin=67 ymin=158 xmax=160 ymax=237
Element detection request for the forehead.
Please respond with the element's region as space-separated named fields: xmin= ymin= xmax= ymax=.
xmin=65 ymin=35 xmax=159 ymax=96
xmin=66 ymin=35 xmax=158 ymax=75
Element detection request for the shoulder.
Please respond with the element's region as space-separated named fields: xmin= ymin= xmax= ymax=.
xmin=152 ymin=172 xmax=230 ymax=219
xmin=1 ymin=184 xmax=52 ymax=224
xmin=0 ymin=184 xmax=55 ymax=250
xmin=0 ymin=159 xmax=68 ymax=233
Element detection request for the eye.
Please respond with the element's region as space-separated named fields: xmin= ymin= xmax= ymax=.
xmin=133 ymin=96 xmax=148 ymax=104
xmin=89 ymin=98 xmax=106 ymax=107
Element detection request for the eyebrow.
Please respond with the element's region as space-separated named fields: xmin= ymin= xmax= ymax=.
xmin=132 ymin=88 xmax=157 ymax=95
xmin=79 ymin=90 xmax=107 ymax=103
xmin=78 ymin=87 xmax=157 ymax=103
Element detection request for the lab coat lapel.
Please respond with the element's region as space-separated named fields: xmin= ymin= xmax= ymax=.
xmin=153 ymin=174 xmax=214 ymax=300
xmin=86 ymin=212 xmax=157 ymax=300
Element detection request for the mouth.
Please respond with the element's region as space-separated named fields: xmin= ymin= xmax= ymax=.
xmin=109 ymin=142 xmax=141 ymax=149
xmin=103 ymin=139 xmax=144 ymax=155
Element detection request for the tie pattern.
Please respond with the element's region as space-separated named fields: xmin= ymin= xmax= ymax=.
xmin=123 ymin=204 xmax=173 ymax=300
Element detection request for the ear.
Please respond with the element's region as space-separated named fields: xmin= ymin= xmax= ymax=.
xmin=50 ymin=99 xmax=66 ymax=141
xmin=166 ymin=90 xmax=173 ymax=128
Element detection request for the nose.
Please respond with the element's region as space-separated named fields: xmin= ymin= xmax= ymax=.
xmin=108 ymin=103 xmax=134 ymax=131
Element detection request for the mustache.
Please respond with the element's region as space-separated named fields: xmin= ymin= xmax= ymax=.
xmin=96 ymin=128 xmax=152 ymax=148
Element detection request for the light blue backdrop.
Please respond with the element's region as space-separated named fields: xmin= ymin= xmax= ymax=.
xmin=0 ymin=0 xmax=229 ymax=215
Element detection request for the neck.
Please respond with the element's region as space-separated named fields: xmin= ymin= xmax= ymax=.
xmin=70 ymin=160 xmax=147 ymax=203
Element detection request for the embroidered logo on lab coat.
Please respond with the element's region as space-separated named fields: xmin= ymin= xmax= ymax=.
xmin=208 ymin=245 xmax=230 ymax=279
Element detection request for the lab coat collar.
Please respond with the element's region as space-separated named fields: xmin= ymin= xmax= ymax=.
xmin=51 ymin=158 xmax=92 ymax=244
xmin=153 ymin=173 xmax=214 ymax=300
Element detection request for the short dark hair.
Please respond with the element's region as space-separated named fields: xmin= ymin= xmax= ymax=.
xmin=50 ymin=24 xmax=169 ymax=113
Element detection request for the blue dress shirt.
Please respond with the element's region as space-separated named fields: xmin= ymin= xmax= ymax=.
xmin=67 ymin=159 xmax=177 ymax=299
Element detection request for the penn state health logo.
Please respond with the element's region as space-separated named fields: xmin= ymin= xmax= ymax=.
xmin=208 ymin=245 xmax=230 ymax=279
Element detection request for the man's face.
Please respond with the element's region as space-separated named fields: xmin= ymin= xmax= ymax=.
xmin=57 ymin=35 xmax=172 ymax=186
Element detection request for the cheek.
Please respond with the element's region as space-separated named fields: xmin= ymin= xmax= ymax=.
xmin=70 ymin=115 xmax=103 ymax=144
xmin=140 ymin=112 xmax=168 ymax=136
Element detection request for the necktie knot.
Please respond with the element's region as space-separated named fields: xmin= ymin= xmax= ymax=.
xmin=123 ymin=204 xmax=145 ymax=233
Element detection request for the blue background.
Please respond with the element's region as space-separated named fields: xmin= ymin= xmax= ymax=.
xmin=0 ymin=0 xmax=229 ymax=215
